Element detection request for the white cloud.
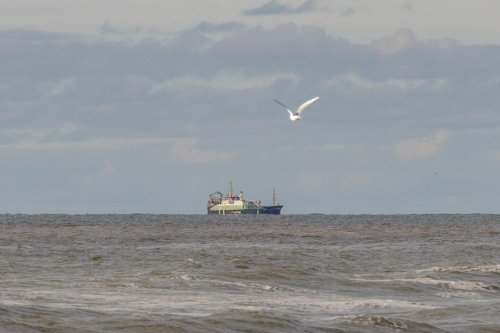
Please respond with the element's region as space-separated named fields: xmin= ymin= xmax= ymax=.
xmin=0 ymin=136 xmax=166 ymax=153
xmin=45 ymin=78 xmax=75 ymax=97
xmin=373 ymin=29 xmax=418 ymax=55
xmin=151 ymin=71 xmax=299 ymax=92
xmin=0 ymin=130 xmax=234 ymax=164
xmin=167 ymin=138 xmax=234 ymax=164
xmin=394 ymin=130 xmax=450 ymax=162
xmin=1 ymin=124 xmax=83 ymax=143
xmin=324 ymin=74 xmax=451 ymax=96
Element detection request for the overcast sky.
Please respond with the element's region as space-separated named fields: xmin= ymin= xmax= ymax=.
xmin=2 ymin=0 xmax=500 ymax=213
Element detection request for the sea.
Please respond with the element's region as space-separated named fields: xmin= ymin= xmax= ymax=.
xmin=0 ymin=214 xmax=499 ymax=333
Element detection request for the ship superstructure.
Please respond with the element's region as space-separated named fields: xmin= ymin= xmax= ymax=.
xmin=207 ymin=181 xmax=283 ymax=215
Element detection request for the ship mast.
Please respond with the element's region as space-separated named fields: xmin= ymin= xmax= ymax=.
xmin=273 ymin=187 xmax=276 ymax=206
xmin=228 ymin=180 xmax=234 ymax=198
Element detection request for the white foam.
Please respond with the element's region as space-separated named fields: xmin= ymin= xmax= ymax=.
xmin=168 ymin=273 xmax=295 ymax=292
xmin=6 ymin=284 xmax=440 ymax=320
xmin=435 ymin=290 xmax=479 ymax=299
xmin=397 ymin=277 xmax=494 ymax=291
xmin=351 ymin=276 xmax=496 ymax=292
xmin=210 ymin=279 xmax=287 ymax=292
xmin=424 ymin=264 xmax=500 ymax=274
xmin=446 ymin=280 xmax=495 ymax=291
xmin=265 ymin=296 xmax=436 ymax=312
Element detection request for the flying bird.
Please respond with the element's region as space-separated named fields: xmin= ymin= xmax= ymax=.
xmin=274 ymin=96 xmax=319 ymax=121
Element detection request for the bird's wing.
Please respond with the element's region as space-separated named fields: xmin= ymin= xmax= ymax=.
xmin=274 ymin=99 xmax=294 ymax=115
xmin=297 ymin=96 xmax=319 ymax=114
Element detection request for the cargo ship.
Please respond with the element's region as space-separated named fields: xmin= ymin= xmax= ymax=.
xmin=207 ymin=181 xmax=283 ymax=215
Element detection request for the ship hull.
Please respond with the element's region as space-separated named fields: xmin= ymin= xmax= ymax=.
xmin=207 ymin=206 xmax=282 ymax=215
xmin=258 ymin=205 xmax=283 ymax=215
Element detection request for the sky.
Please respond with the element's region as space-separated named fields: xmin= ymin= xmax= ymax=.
xmin=2 ymin=0 xmax=500 ymax=214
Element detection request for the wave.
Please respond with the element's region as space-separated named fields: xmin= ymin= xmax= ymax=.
xmin=351 ymin=276 xmax=498 ymax=292
xmin=340 ymin=314 xmax=450 ymax=333
xmin=423 ymin=264 xmax=500 ymax=274
xmin=211 ymin=279 xmax=292 ymax=292
xmin=100 ymin=309 xmax=350 ymax=333
xmin=264 ymin=297 xmax=436 ymax=312
xmin=168 ymin=274 xmax=293 ymax=292
xmin=0 ymin=306 xmax=452 ymax=333
xmin=223 ymin=266 xmax=312 ymax=280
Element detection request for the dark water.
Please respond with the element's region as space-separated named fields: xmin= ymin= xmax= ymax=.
xmin=1 ymin=214 xmax=499 ymax=333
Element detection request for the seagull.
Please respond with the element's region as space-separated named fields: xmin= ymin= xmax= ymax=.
xmin=274 ymin=96 xmax=319 ymax=121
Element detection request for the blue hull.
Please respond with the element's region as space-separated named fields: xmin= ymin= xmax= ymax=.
xmin=258 ymin=205 xmax=283 ymax=215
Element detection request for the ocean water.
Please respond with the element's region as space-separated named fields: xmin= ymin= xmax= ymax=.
xmin=0 ymin=214 xmax=499 ymax=333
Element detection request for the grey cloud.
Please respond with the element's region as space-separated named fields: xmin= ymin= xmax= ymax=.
xmin=188 ymin=21 xmax=246 ymax=34
xmin=400 ymin=2 xmax=413 ymax=10
xmin=3 ymin=25 xmax=500 ymax=133
xmin=101 ymin=21 xmax=119 ymax=35
xmin=100 ymin=21 xmax=163 ymax=37
xmin=244 ymin=0 xmax=317 ymax=16
xmin=342 ymin=7 xmax=356 ymax=17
